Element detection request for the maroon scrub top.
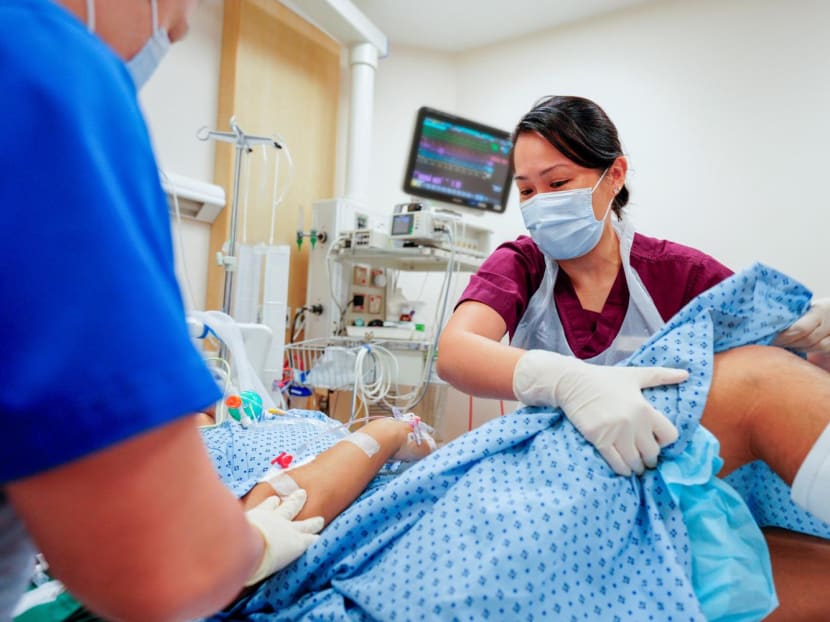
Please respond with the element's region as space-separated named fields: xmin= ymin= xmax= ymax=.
xmin=457 ymin=232 xmax=734 ymax=360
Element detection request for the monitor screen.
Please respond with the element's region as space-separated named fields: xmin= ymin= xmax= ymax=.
xmin=402 ymin=107 xmax=512 ymax=213
xmin=390 ymin=212 xmax=414 ymax=235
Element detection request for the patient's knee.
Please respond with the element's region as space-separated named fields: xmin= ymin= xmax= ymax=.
xmin=709 ymin=345 xmax=804 ymax=430
xmin=714 ymin=345 xmax=803 ymax=390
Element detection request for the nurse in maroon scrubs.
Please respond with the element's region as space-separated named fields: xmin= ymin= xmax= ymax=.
xmin=437 ymin=97 xmax=830 ymax=619
xmin=437 ymin=95 xmax=732 ymax=477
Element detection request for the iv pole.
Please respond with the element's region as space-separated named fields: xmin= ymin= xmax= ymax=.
xmin=197 ymin=116 xmax=282 ymax=315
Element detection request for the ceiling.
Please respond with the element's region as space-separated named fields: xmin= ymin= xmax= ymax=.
xmin=349 ymin=0 xmax=661 ymax=53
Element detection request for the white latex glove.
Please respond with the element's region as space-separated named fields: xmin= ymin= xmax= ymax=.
xmin=773 ymin=298 xmax=830 ymax=353
xmin=513 ymin=350 xmax=689 ymax=476
xmin=244 ymin=489 xmax=324 ymax=586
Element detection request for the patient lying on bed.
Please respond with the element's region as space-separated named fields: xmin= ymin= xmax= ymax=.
xmin=198 ymin=265 xmax=830 ymax=622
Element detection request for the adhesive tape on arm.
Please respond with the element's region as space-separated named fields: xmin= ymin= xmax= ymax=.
xmin=341 ymin=431 xmax=380 ymax=458
xmin=259 ymin=469 xmax=301 ymax=496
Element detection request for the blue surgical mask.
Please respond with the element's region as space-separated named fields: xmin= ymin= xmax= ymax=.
xmin=520 ymin=169 xmax=612 ymax=260
xmin=126 ymin=0 xmax=170 ymax=90
xmin=86 ymin=0 xmax=170 ymax=91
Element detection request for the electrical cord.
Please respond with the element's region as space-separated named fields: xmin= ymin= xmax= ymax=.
xmin=315 ymin=227 xmax=456 ymax=419
xmin=336 ymin=298 xmax=356 ymax=336
xmin=349 ymin=343 xmax=400 ymax=424
xmin=381 ymin=225 xmax=456 ymax=412
xmin=290 ymin=307 xmax=308 ymax=344
xmin=269 ymin=133 xmax=294 ymax=246
xmin=325 ymin=234 xmax=350 ymax=323
xmin=159 ymin=168 xmax=198 ymax=312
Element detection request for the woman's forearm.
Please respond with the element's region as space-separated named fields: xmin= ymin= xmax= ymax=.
xmin=436 ymin=329 xmax=524 ymax=400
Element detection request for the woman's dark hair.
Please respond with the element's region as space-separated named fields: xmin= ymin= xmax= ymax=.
xmin=512 ymin=95 xmax=628 ymax=217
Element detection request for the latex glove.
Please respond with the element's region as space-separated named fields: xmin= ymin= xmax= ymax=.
xmin=244 ymin=489 xmax=324 ymax=586
xmin=513 ymin=350 xmax=689 ymax=476
xmin=773 ymin=298 xmax=830 ymax=353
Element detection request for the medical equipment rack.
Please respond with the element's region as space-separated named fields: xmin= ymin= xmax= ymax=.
xmin=285 ymin=335 xmax=430 ymax=391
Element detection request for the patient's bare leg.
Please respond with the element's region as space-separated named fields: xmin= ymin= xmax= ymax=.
xmin=763 ymin=528 xmax=830 ymax=622
xmin=701 ymin=345 xmax=830 ymax=483
xmin=240 ymin=418 xmax=433 ymax=525
xmin=701 ymin=345 xmax=830 ymax=620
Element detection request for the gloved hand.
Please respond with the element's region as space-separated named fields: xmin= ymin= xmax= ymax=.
xmin=244 ymin=489 xmax=324 ymax=586
xmin=773 ymin=298 xmax=830 ymax=353
xmin=512 ymin=350 xmax=689 ymax=476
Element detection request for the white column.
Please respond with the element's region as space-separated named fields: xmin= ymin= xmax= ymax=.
xmin=344 ymin=42 xmax=379 ymax=205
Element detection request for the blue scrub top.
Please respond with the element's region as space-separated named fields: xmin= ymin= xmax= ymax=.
xmin=0 ymin=0 xmax=221 ymax=482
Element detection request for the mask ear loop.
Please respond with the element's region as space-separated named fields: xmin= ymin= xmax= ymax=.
xmin=592 ymin=168 xmax=615 ymax=222
xmin=85 ymin=0 xmax=95 ymax=32
xmin=150 ymin=0 xmax=159 ymax=31
xmin=590 ymin=168 xmax=609 ymax=193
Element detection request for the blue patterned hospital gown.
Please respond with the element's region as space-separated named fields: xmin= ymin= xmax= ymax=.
xmin=201 ymin=264 xmax=830 ymax=622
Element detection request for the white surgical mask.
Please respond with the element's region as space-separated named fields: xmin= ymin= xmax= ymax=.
xmin=520 ymin=169 xmax=612 ymax=260
xmin=86 ymin=0 xmax=170 ymax=91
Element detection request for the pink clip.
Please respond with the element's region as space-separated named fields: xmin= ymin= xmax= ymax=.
xmin=270 ymin=451 xmax=293 ymax=468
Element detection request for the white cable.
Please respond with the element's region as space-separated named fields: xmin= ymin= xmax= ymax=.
xmin=387 ymin=226 xmax=456 ymax=411
xmin=376 ymin=228 xmax=455 ymax=411
xmin=292 ymin=314 xmax=306 ymax=342
xmin=268 ymin=146 xmax=280 ymax=245
xmin=159 ymin=169 xmax=198 ymax=312
xmin=349 ymin=343 xmax=400 ymax=424
xmin=356 ymin=345 xmax=396 ymax=403
xmin=325 ymin=235 xmax=349 ymax=324
xmin=344 ymin=231 xmax=457 ymax=414
xmin=320 ymin=228 xmax=455 ymax=417
xmin=415 ymin=271 xmax=429 ymax=304
xmin=269 ymin=135 xmax=295 ymax=245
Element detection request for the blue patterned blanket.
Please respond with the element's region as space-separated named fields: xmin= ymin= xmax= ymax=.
xmin=202 ymin=264 xmax=830 ymax=622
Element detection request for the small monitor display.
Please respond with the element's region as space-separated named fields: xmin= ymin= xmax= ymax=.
xmin=402 ymin=107 xmax=512 ymax=213
xmin=391 ymin=213 xmax=413 ymax=235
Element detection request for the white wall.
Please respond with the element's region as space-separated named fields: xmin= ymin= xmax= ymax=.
xmin=369 ymin=0 xmax=830 ymax=297
xmin=139 ymin=0 xmax=225 ymax=310
xmin=367 ymin=45 xmax=459 ymax=212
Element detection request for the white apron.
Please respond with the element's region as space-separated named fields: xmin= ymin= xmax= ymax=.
xmin=512 ymin=218 xmax=664 ymax=365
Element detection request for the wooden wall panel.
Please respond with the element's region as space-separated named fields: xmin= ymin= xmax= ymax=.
xmin=207 ymin=0 xmax=340 ymax=321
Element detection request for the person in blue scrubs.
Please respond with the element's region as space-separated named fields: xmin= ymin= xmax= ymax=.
xmin=0 ymin=2 xmax=322 ymax=620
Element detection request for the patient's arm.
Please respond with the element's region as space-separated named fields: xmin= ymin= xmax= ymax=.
xmin=241 ymin=418 xmax=433 ymax=525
